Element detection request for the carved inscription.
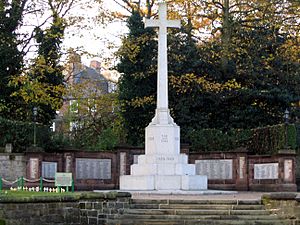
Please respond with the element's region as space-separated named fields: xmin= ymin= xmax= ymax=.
xmin=76 ymin=158 xmax=111 ymax=180
xmin=195 ymin=159 xmax=233 ymax=179
xmin=42 ymin=162 xmax=57 ymax=179
xmin=29 ymin=158 xmax=39 ymax=179
xmin=157 ymin=156 xmax=175 ymax=161
xmin=161 ymin=134 xmax=168 ymax=143
xmin=254 ymin=163 xmax=278 ymax=180
xmin=148 ymin=136 xmax=154 ymax=141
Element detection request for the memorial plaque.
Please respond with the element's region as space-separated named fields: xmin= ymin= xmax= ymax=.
xmin=42 ymin=161 xmax=57 ymax=178
xmin=284 ymin=159 xmax=293 ymax=182
xmin=254 ymin=163 xmax=278 ymax=179
xmin=195 ymin=159 xmax=233 ymax=179
xmin=29 ymin=158 xmax=39 ymax=179
xmin=239 ymin=157 xmax=245 ymax=179
xmin=55 ymin=173 xmax=72 ymax=186
xmin=120 ymin=152 xmax=126 ymax=175
xmin=76 ymin=158 xmax=111 ymax=179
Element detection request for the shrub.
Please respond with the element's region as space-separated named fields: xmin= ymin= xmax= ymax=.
xmin=0 ymin=117 xmax=51 ymax=152
xmin=190 ymin=123 xmax=297 ymax=155
xmin=189 ymin=128 xmax=252 ymax=152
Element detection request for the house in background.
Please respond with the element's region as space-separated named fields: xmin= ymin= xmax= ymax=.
xmin=52 ymin=52 xmax=120 ymax=133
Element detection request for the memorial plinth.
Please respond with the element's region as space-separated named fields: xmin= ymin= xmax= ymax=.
xmin=120 ymin=1 xmax=207 ymax=191
xmin=120 ymin=115 xmax=207 ymax=190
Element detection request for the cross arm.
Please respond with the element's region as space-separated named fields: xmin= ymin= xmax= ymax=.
xmin=144 ymin=18 xmax=181 ymax=29
xmin=144 ymin=18 xmax=160 ymax=28
xmin=167 ymin=20 xmax=181 ymax=28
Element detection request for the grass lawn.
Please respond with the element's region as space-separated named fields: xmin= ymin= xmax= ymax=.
xmin=0 ymin=190 xmax=124 ymax=202
xmin=0 ymin=190 xmax=80 ymax=197
xmin=0 ymin=190 xmax=87 ymax=202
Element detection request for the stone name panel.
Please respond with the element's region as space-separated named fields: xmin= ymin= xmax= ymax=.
xmin=239 ymin=157 xmax=245 ymax=179
xmin=254 ymin=163 xmax=278 ymax=179
xmin=120 ymin=152 xmax=126 ymax=175
xmin=42 ymin=161 xmax=57 ymax=179
xmin=29 ymin=158 xmax=39 ymax=179
xmin=195 ymin=159 xmax=233 ymax=179
xmin=284 ymin=159 xmax=293 ymax=182
xmin=76 ymin=158 xmax=111 ymax=180
xmin=65 ymin=155 xmax=72 ymax=173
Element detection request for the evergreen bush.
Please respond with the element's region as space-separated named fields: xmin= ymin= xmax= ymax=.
xmin=0 ymin=117 xmax=51 ymax=152
xmin=190 ymin=123 xmax=297 ymax=155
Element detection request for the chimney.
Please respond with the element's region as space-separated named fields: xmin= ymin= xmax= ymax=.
xmin=90 ymin=60 xmax=101 ymax=69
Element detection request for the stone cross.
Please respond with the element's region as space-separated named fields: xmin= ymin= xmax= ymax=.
xmin=120 ymin=1 xmax=208 ymax=191
xmin=144 ymin=1 xmax=181 ymax=124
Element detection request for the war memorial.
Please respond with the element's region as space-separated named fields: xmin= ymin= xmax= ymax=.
xmin=0 ymin=1 xmax=299 ymax=225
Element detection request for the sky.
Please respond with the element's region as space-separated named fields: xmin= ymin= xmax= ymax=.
xmin=62 ymin=0 xmax=128 ymax=67
xmin=21 ymin=0 xmax=128 ymax=68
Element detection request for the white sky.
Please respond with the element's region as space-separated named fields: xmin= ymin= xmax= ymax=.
xmin=62 ymin=0 xmax=128 ymax=67
xmin=22 ymin=0 xmax=128 ymax=68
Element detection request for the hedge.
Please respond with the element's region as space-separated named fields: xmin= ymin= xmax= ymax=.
xmin=0 ymin=117 xmax=51 ymax=152
xmin=1 ymin=116 xmax=299 ymax=155
xmin=190 ymin=123 xmax=297 ymax=155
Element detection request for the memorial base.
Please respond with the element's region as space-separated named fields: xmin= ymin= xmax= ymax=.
xmin=119 ymin=116 xmax=208 ymax=191
xmin=120 ymin=175 xmax=207 ymax=191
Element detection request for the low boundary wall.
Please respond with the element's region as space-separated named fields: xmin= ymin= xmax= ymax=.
xmin=0 ymin=146 xmax=297 ymax=191
xmin=0 ymin=192 xmax=131 ymax=225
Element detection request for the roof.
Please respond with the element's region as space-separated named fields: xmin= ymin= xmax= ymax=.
xmin=73 ymin=66 xmax=106 ymax=84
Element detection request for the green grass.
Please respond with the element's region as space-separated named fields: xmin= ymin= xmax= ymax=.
xmin=0 ymin=219 xmax=5 ymax=225
xmin=0 ymin=190 xmax=79 ymax=197
xmin=0 ymin=190 xmax=84 ymax=203
xmin=0 ymin=190 xmax=127 ymax=203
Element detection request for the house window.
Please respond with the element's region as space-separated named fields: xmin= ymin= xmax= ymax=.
xmin=70 ymin=100 xmax=78 ymax=113
xmin=70 ymin=121 xmax=80 ymax=131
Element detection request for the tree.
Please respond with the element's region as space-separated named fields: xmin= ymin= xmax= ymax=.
xmin=116 ymin=0 xmax=300 ymax=146
xmin=0 ymin=0 xmax=27 ymax=119
xmin=184 ymin=0 xmax=300 ymax=131
xmin=117 ymin=10 xmax=157 ymax=145
xmin=29 ymin=8 xmax=66 ymax=124
xmin=1 ymin=0 xmax=105 ymax=123
xmin=63 ymin=78 xmax=122 ymax=150
xmin=9 ymin=0 xmax=78 ymax=124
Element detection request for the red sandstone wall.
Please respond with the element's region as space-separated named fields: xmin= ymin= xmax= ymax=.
xmin=24 ymin=147 xmax=297 ymax=192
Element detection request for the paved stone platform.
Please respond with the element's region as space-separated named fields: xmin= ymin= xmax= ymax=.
xmin=94 ymin=189 xmax=268 ymax=201
xmin=130 ymin=191 xmax=265 ymax=201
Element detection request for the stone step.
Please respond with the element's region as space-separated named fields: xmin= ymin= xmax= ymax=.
xmin=131 ymin=199 xmax=261 ymax=205
xmin=114 ymin=214 xmax=281 ymax=220
xmin=131 ymin=203 xmax=264 ymax=210
xmin=125 ymin=209 xmax=269 ymax=216
xmin=120 ymin=198 xmax=292 ymax=225
xmin=107 ymin=219 xmax=293 ymax=225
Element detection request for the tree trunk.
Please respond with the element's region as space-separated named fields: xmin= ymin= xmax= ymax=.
xmin=221 ymin=0 xmax=231 ymax=77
